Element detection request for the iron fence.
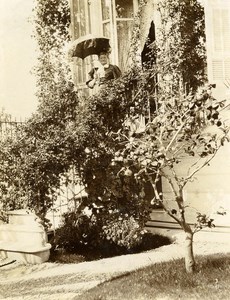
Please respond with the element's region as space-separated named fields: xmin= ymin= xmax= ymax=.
xmin=0 ymin=116 xmax=25 ymax=139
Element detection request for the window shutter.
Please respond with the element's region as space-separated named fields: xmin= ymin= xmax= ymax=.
xmin=213 ymin=9 xmax=222 ymax=52
xmin=222 ymin=10 xmax=230 ymax=52
xmin=212 ymin=60 xmax=224 ymax=81
xmin=211 ymin=7 xmax=230 ymax=81
xmin=226 ymin=60 xmax=230 ymax=78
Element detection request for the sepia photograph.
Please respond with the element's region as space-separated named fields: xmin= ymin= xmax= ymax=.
xmin=0 ymin=0 xmax=230 ymax=299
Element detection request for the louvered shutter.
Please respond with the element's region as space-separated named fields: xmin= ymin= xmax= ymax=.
xmin=211 ymin=6 xmax=230 ymax=82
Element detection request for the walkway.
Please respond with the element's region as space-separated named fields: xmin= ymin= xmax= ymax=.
xmin=0 ymin=232 xmax=230 ymax=299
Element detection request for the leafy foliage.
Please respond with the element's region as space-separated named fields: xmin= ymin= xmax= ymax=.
xmin=112 ymin=63 xmax=229 ymax=262
xmin=52 ymin=211 xmax=103 ymax=252
xmin=156 ymin=0 xmax=207 ymax=92
xmin=0 ymin=0 xmax=76 ymax=224
xmin=0 ymin=1 xmax=229 ymax=270
xmin=51 ymin=210 xmax=171 ymax=257
xmin=91 ymin=0 xmax=228 ymax=272
xmin=0 ymin=109 xmax=26 ymax=212
xmin=102 ymin=214 xmax=147 ymax=249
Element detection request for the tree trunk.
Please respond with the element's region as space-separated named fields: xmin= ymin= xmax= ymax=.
xmin=184 ymin=230 xmax=195 ymax=273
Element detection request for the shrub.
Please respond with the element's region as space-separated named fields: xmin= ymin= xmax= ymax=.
xmin=102 ymin=215 xmax=147 ymax=249
xmin=51 ymin=211 xmax=102 ymax=252
xmin=51 ymin=210 xmax=172 ymax=262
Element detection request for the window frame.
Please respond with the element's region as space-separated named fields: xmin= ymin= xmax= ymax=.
xmin=99 ymin=0 xmax=137 ymax=68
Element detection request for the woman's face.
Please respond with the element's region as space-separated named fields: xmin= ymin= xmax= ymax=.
xmin=99 ymin=54 xmax=108 ymax=66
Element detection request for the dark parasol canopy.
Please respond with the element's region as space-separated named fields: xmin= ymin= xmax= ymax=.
xmin=70 ymin=34 xmax=111 ymax=59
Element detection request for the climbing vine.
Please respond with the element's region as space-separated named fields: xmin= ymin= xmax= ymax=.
xmin=1 ymin=1 xmax=229 ymax=266
xmin=156 ymin=0 xmax=206 ymax=92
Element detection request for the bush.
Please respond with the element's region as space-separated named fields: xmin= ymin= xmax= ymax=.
xmin=50 ymin=210 xmax=172 ymax=262
xmin=51 ymin=211 xmax=103 ymax=252
xmin=52 ymin=211 xmax=148 ymax=253
xmin=102 ymin=215 xmax=147 ymax=249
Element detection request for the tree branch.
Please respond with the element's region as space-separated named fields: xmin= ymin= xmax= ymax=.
xmin=147 ymin=172 xmax=182 ymax=225
xmin=183 ymin=146 xmax=220 ymax=187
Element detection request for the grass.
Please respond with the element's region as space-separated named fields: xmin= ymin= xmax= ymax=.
xmin=74 ymin=253 xmax=230 ymax=300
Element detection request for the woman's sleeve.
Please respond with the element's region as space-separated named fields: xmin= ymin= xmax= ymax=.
xmin=112 ymin=65 xmax=122 ymax=79
xmin=88 ymin=68 xmax=94 ymax=79
xmin=86 ymin=68 xmax=95 ymax=88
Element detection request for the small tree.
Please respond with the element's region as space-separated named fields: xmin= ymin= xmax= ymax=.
xmin=114 ymin=81 xmax=229 ymax=272
xmin=109 ymin=0 xmax=229 ymax=272
xmin=1 ymin=0 xmax=229 ymax=260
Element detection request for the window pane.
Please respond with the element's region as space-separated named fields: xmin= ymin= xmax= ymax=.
xmin=72 ymin=1 xmax=87 ymax=38
xmin=103 ymin=22 xmax=111 ymax=38
xmin=75 ymin=58 xmax=82 ymax=83
xmin=72 ymin=58 xmax=78 ymax=85
xmin=72 ymin=1 xmax=79 ymax=39
xmin=101 ymin=0 xmax=110 ymax=20
xmin=115 ymin=0 xmax=133 ymax=18
xmin=117 ymin=20 xmax=133 ymax=71
xmin=79 ymin=1 xmax=86 ymax=36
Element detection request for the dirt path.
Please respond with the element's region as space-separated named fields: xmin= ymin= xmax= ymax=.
xmin=0 ymin=232 xmax=230 ymax=300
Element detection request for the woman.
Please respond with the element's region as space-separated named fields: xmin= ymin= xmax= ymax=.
xmin=86 ymin=52 xmax=122 ymax=89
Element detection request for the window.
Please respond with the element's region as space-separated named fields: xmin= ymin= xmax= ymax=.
xmin=101 ymin=0 xmax=112 ymax=38
xmin=70 ymin=0 xmax=138 ymax=90
xmin=116 ymin=19 xmax=134 ymax=70
xmin=70 ymin=0 xmax=92 ymax=88
xmin=72 ymin=0 xmax=89 ymax=39
xmin=100 ymin=0 xmax=137 ymax=71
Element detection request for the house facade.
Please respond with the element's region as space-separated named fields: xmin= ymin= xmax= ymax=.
xmin=69 ymin=0 xmax=230 ymax=98
xmin=69 ymin=0 xmax=230 ymax=235
xmin=69 ymin=0 xmax=139 ymax=95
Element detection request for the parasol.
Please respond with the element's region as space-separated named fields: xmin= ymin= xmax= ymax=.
xmin=70 ymin=34 xmax=111 ymax=59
